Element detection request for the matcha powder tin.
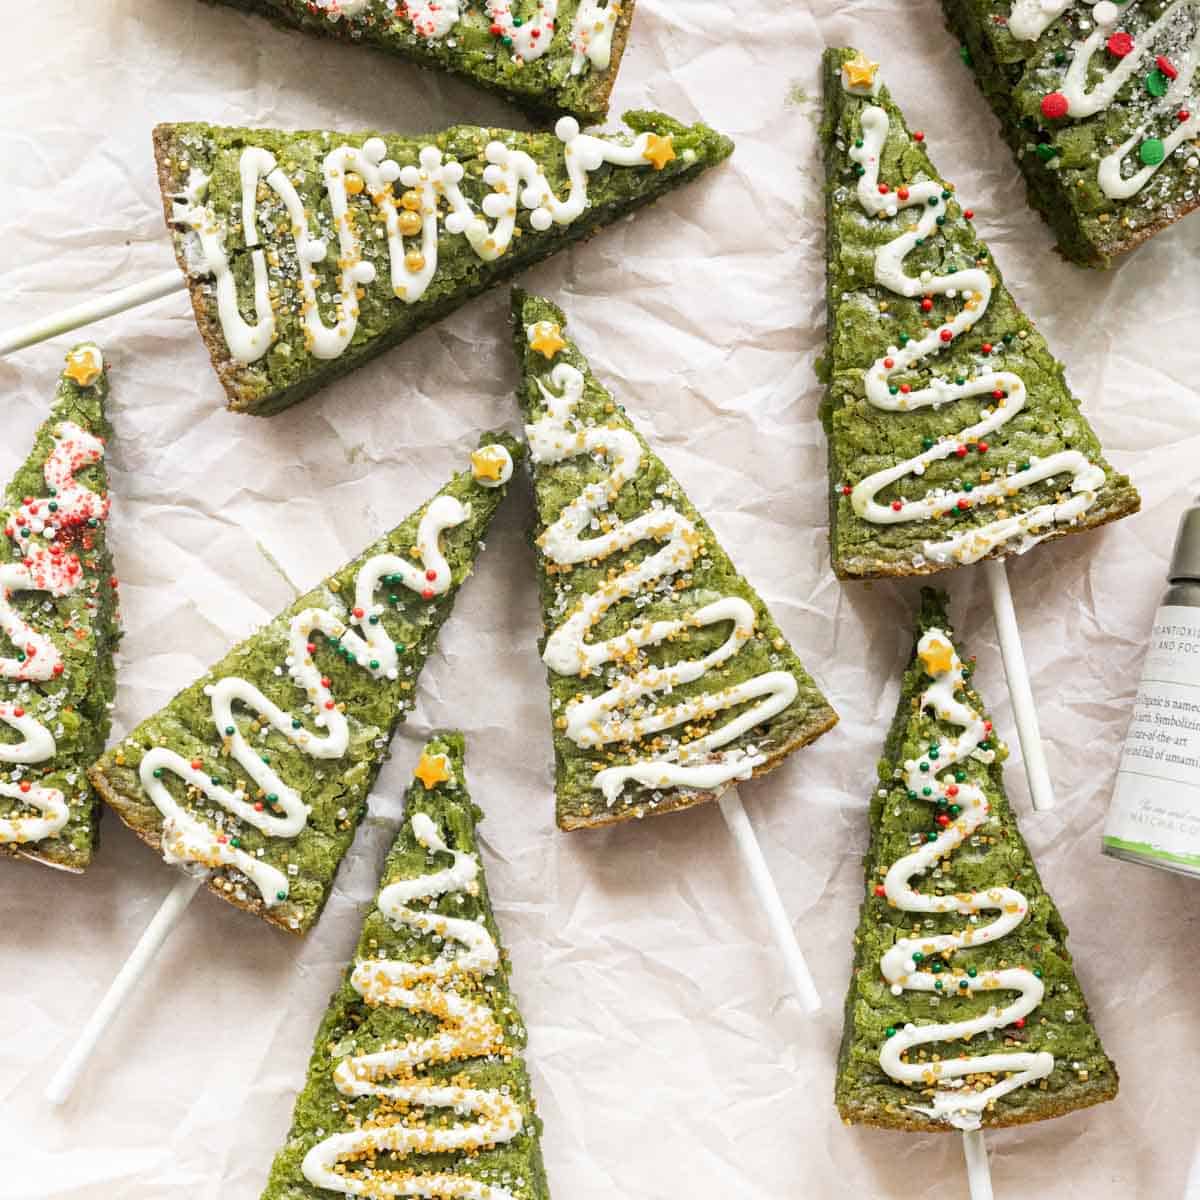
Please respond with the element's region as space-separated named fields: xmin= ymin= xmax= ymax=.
xmin=1104 ymin=501 xmax=1200 ymax=877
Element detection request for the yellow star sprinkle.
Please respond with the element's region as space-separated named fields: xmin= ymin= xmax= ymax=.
xmin=471 ymin=446 xmax=507 ymax=483
xmin=842 ymin=52 xmax=880 ymax=91
xmin=528 ymin=321 xmax=567 ymax=360
xmin=919 ymin=637 xmax=955 ymax=677
xmin=413 ymin=751 xmax=452 ymax=791
xmin=641 ymin=132 xmax=676 ymax=171
xmin=64 ymin=345 xmax=103 ymax=388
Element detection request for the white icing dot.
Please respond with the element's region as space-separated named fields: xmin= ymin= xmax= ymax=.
xmin=1092 ymin=1 xmax=1119 ymax=25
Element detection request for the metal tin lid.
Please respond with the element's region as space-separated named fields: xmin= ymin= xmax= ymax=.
xmin=1169 ymin=504 xmax=1200 ymax=582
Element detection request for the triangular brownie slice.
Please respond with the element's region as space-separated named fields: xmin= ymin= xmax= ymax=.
xmin=514 ymin=289 xmax=837 ymax=829
xmin=1 ymin=345 xmax=119 ymax=873
xmin=155 ymin=112 xmax=732 ymax=416
xmin=90 ymin=436 xmax=519 ymax=932
xmin=260 ymin=732 xmax=551 ymax=1200
xmin=836 ymin=588 xmax=1117 ymax=1130
xmin=821 ymin=48 xmax=1139 ymax=579
xmin=208 ymin=0 xmax=636 ymax=126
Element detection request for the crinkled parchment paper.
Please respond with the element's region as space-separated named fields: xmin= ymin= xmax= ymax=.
xmin=2 ymin=1 xmax=1199 ymax=1196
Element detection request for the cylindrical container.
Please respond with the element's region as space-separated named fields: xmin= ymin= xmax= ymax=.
xmin=1104 ymin=502 xmax=1200 ymax=876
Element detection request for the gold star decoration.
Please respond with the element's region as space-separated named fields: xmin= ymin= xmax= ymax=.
xmin=528 ymin=321 xmax=567 ymax=360
xmin=413 ymin=751 xmax=452 ymax=791
xmin=471 ymin=446 xmax=508 ymax=484
xmin=842 ymin=52 xmax=880 ymax=91
xmin=919 ymin=637 xmax=956 ymax=677
xmin=64 ymin=345 xmax=103 ymax=388
xmin=641 ymin=132 xmax=676 ymax=171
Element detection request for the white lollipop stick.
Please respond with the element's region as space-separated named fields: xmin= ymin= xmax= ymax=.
xmin=0 ymin=270 xmax=186 ymax=357
xmin=984 ymin=557 xmax=1055 ymax=812
xmin=45 ymin=873 xmax=201 ymax=1106
xmin=717 ymin=786 xmax=821 ymax=1013
xmin=963 ymin=1130 xmax=994 ymax=1200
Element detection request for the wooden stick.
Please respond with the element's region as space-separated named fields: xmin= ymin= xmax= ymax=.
xmin=717 ymin=786 xmax=821 ymax=1013
xmin=984 ymin=557 xmax=1055 ymax=811
xmin=0 ymin=271 xmax=186 ymax=358
xmin=963 ymin=1130 xmax=994 ymax=1200
xmin=44 ymin=873 xmax=201 ymax=1106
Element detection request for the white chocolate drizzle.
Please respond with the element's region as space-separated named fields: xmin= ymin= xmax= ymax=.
xmin=879 ymin=630 xmax=1052 ymax=1131
xmin=309 ymin=0 xmax=619 ymax=73
xmin=526 ymin=352 xmax=799 ymax=807
xmin=301 ymin=812 xmax=522 ymax=1200
xmin=137 ymin=480 xmax=486 ymax=903
xmin=176 ymin=117 xmax=668 ymax=364
xmin=846 ymin=105 xmax=1105 ymax=567
xmin=0 ymin=386 xmax=110 ymax=846
xmin=1009 ymin=0 xmax=1200 ymax=199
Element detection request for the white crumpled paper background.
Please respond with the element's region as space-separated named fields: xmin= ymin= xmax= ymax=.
xmin=2 ymin=1 xmax=1199 ymax=1196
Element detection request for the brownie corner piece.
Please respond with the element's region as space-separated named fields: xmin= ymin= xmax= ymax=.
xmin=942 ymin=0 xmax=1200 ymax=267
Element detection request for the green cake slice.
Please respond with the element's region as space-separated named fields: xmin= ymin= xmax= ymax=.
xmin=836 ymin=588 xmax=1117 ymax=1131
xmin=1 ymin=345 xmax=119 ymax=873
xmin=206 ymin=0 xmax=635 ymax=126
xmin=943 ymin=0 xmax=1200 ymax=267
xmin=89 ymin=436 xmax=519 ymax=933
xmin=821 ymin=48 xmax=1140 ymax=579
xmin=514 ymin=290 xmax=838 ymax=830
xmin=156 ymin=112 xmax=732 ymax=417
xmin=260 ymin=732 xmax=550 ymax=1200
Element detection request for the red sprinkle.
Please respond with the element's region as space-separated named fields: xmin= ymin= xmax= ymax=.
xmin=955 ymin=446 xmax=968 ymax=459
xmin=19 ymin=781 xmax=31 ymax=794
xmin=190 ymin=759 xmax=202 ymax=771
xmin=352 ymin=607 xmax=364 ymax=619
xmin=913 ymin=131 xmax=925 ymax=142
xmin=1157 ymin=54 xmax=1179 ymax=80
xmin=963 ymin=209 xmax=975 ymax=220
xmin=1107 ymin=31 xmax=1134 ymax=57
xmin=421 ymin=588 xmax=435 ymax=600
xmin=1180 ymin=110 xmax=1192 ymax=123
xmin=891 ymin=500 xmax=903 ymax=512
xmin=981 ymin=342 xmax=994 ymax=355
xmin=1040 ymin=92 xmax=1070 ymax=120
xmin=957 ymin=498 xmax=971 ymax=510
xmin=878 ymin=183 xmax=890 ymax=195
xmin=940 ymin=329 xmax=954 ymax=343
xmin=936 ymin=814 xmax=951 ymax=827
xmin=874 ymin=885 xmax=887 ymax=897
xmin=841 ymin=485 xmax=853 ymax=496
xmin=921 ymin=298 xmax=934 ymax=312
xmin=900 ymin=384 xmax=912 ymax=394
xmin=884 ymin=357 xmax=896 ymax=369
xmin=978 ymin=442 xmax=989 ymax=453
xmin=320 ymin=677 xmax=332 ymax=689
xmin=947 ymin=784 xmax=959 ymax=797
xmin=13 ymin=707 xmax=24 ymax=718
xmin=898 ymin=187 xmax=910 ymax=201
xmin=425 ymin=569 xmax=437 ymax=581
xmin=1014 ymin=1018 xmax=1026 ymax=1030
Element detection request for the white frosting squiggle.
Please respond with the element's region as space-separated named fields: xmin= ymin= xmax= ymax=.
xmin=177 ymin=118 xmax=667 ymax=364
xmin=1008 ymin=0 xmax=1200 ymax=199
xmin=301 ymin=812 xmax=522 ymax=1200
xmin=846 ymin=105 xmax=1105 ymax=567
xmin=0 ymin=402 xmax=109 ymax=846
xmin=879 ymin=630 xmax=1052 ymax=1131
xmin=138 ymin=491 xmax=477 ymax=903
xmin=570 ymin=0 xmax=620 ymax=74
xmin=526 ymin=353 xmax=799 ymax=807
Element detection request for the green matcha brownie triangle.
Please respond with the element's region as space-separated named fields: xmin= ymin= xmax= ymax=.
xmin=836 ymin=588 xmax=1116 ymax=1131
xmin=89 ymin=436 xmax=519 ymax=933
xmin=821 ymin=48 xmax=1139 ymax=579
xmin=207 ymin=0 xmax=635 ymax=126
xmin=156 ymin=111 xmax=732 ymax=417
xmin=0 ymin=345 xmax=119 ymax=873
xmin=260 ymin=731 xmax=550 ymax=1200
xmin=513 ymin=290 xmax=838 ymax=830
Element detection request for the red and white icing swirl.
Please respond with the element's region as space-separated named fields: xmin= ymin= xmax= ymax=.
xmin=526 ymin=351 xmax=799 ymax=807
xmin=135 ymin=461 xmax=498 ymax=905
xmin=879 ymin=630 xmax=1052 ymax=1130
xmin=301 ymin=811 xmax=522 ymax=1199
xmin=1009 ymin=0 xmax=1200 ymax=199
xmin=176 ymin=117 xmax=671 ymax=365
xmin=844 ymin=103 xmax=1105 ymax=567
xmin=0 ymin=381 xmax=110 ymax=846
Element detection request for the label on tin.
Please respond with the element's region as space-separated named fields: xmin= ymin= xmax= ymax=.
xmin=1104 ymin=606 xmax=1200 ymax=870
